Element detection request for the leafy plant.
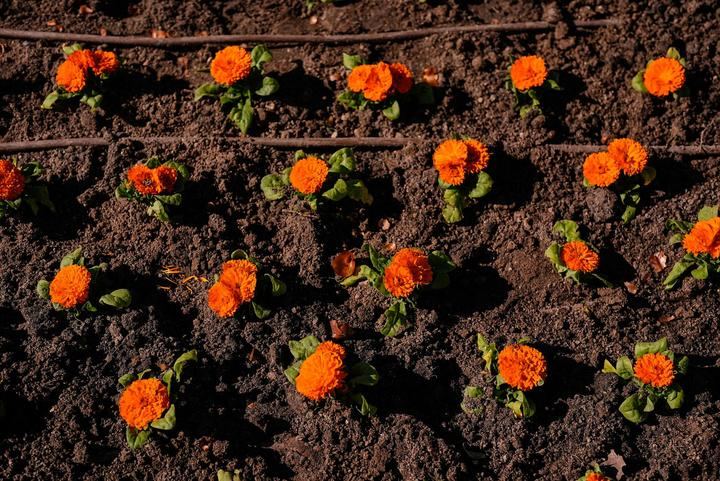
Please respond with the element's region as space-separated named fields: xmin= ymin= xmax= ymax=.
xmin=504 ymin=55 xmax=562 ymax=118
xmin=545 ymin=220 xmax=612 ymax=286
xmin=603 ymin=338 xmax=688 ymax=424
xmin=0 ymin=159 xmax=55 ymax=220
xmin=632 ymin=47 xmax=689 ymax=99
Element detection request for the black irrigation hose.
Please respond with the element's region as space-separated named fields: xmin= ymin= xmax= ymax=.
xmin=0 ymin=20 xmax=620 ymax=47
xmin=2 ymin=137 xmax=720 ymax=155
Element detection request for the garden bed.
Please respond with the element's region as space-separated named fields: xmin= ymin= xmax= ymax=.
xmin=2 ymin=1 xmax=720 ymax=480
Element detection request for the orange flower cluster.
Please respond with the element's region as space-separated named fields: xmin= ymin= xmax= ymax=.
xmin=634 ymin=352 xmax=674 ymax=388
xmin=295 ymin=341 xmax=347 ymax=400
xmin=127 ymin=164 xmax=178 ymax=196
xmin=289 ymin=156 xmax=329 ymax=195
xmin=0 ymin=159 xmax=25 ymax=201
xmin=208 ymin=259 xmax=258 ymax=317
xmin=56 ymin=49 xmax=119 ymax=93
xmin=49 ymin=264 xmax=92 ymax=308
xmin=118 ymin=378 xmax=171 ymax=430
xmin=347 ymin=62 xmax=414 ymax=102
xmin=561 ymin=241 xmax=600 ymax=273
xmin=509 ymin=55 xmax=547 ymax=91
xmin=210 ymin=46 xmax=252 ymax=86
xmin=383 ymin=248 xmax=433 ymax=297
xmin=433 ymin=138 xmax=490 ymax=185
xmin=586 ymin=472 xmax=611 ymax=481
xmin=682 ymin=217 xmax=720 ymax=258
xmin=497 ymin=344 xmax=547 ymax=391
xmin=583 ymin=139 xmax=648 ymax=187
xmin=643 ymin=57 xmax=685 ymax=97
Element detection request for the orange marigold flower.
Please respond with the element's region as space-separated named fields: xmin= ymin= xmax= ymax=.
xmin=643 ymin=57 xmax=685 ymax=97
xmin=154 ymin=165 xmax=178 ymax=194
xmin=295 ymin=341 xmax=347 ymax=400
xmin=497 ymin=344 xmax=547 ymax=391
xmin=586 ymin=473 xmax=610 ymax=481
xmin=608 ymin=138 xmax=648 ymax=176
xmin=91 ymin=50 xmax=120 ymax=75
xmin=682 ymin=217 xmax=720 ymax=258
xmin=49 ymin=264 xmax=92 ymax=308
xmin=289 ymin=156 xmax=329 ymax=195
xmin=389 ymin=62 xmax=414 ymax=94
xmin=583 ymin=152 xmax=620 ymax=187
xmin=0 ymin=159 xmax=26 ymax=201
xmin=464 ymin=139 xmax=490 ymax=174
xmin=128 ymin=165 xmax=161 ymax=195
xmin=561 ymin=241 xmax=600 ymax=273
xmin=433 ymin=139 xmax=469 ymax=185
xmin=56 ymin=59 xmax=87 ymax=93
xmin=348 ymin=64 xmax=372 ymax=93
xmin=363 ymin=62 xmax=394 ymax=102
xmin=67 ymin=49 xmax=95 ymax=70
xmin=118 ymin=378 xmax=171 ymax=430
xmin=208 ymin=281 xmax=241 ymax=318
xmin=383 ymin=248 xmax=433 ymax=298
xmin=634 ymin=352 xmax=674 ymax=388
xmin=219 ymin=259 xmax=258 ymax=304
xmin=210 ymin=46 xmax=252 ymax=86
xmin=510 ymin=55 xmax=547 ymax=91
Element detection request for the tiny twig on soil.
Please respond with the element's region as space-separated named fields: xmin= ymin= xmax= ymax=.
xmin=0 ymin=20 xmax=620 ymax=47
xmin=2 ymin=137 xmax=720 ymax=155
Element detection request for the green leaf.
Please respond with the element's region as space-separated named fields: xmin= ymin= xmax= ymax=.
xmin=255 ymin=76 xmax=279 ymax=96
xmin=461 ymin=386 xmax=484 ymax=414
xmin=366 ymin=244 xmax=388 ymax=272
xmin=156 ymin=193 xmax=182 ymax=206
xmin=24 ymin=185 xmax=55 ymax=214
xmin=322 ymin=178 xmax=348 ymax=201
xmin=622 ymin=205 xmax=637 ymax=223
xmin=62 ymin=43 xmax=83 ymax=55
xmin=552 ymin=220 xmax=580 ymax=242
xmin=641 ymin=166 xmax=657 ymax=186
xmin=217 ymin=469 xmax=243 ymax=481
xmin=698 ymin=205 xmax=718 ymax=221
xmin=663 ymin=258 xmax=694 ymax=289
xmin=631 ymin=70 xmax=648 ymax=94
xmin=284 ymin=360 xmax=302 ymax=384
xmin=342 ymin=53 xmax=363 ymax=70
xmin=411 ymin=82 xmax=435 ymax=105
xmin=126 ymin=426 xmax=151 ymax=450
xmin=442 ymin=205 xmax=463 ymax=224
xmin=345 ymin=179 xmax=373 ymax=205
xmin=337 ymin=90 xmax=366 ymax=110
xmin=350 ymin=392 xmax=377 ymax=416
xmin=288 ymin=335 xmax=321 ymax=360
xmin=666 ymin=47 xmax=682 ymax=61
xmin=666 ymin=385 xmax=684 ymax=409
xmin=428 ymin=251 xmax=455 ymax=274
xmin=36 ymin=280 xmax=50 ymax=299
xmin=545 ymin=243 xmax=562 ymax=267
xmin=615 ymin=356 xmax=634 ymax=380
xmin=264 ymin=273 xmax=286 ymax=296
xmin=381 ymin=100 xmax=400 ymax=120
xmin=194 ymin=82 xmax=223 ymax=100
xmin=294 ymin=150 xmax=306 ymax=161
xmin=260 ymin=174 xmax=286 ymax=200
xmin=380 ymin=300 xmax=408 ymax=337
xmin=327 ymin=148 xmax=356 ymax=174
xmin=99 ymin=289 xmax=132 ymax=309
xmin=147 ymin=199 xmax=170 ymax=222
xmin=468 ymin=172 xmax=493 ymax=199
xmin=80 ymin=93 xmax=103 ymax=109
xmin=172 ymin=349 xmax=198 ymax=382
xmin=677 ymin=356 xmax=689 ymax=375
xmin=230 ymin=249 xmax=250 ymax=260
xmin=118 ymin=373 xmax=136 ymax=387
xmin=41 ymin=91 xmax=61 ymax=109
xmin=60 ymin=247 xmax=84 ymax=267
xmin=691 ymin=263 xmax=709 ymax=280
xmin=602 ymin=359 xmax=617 ymax=374
xmin=150 ymin=404 xmax=176 ymax=430
xmin=619 ymin=393 xmax=647 ymax=423
xmin=250 ymin=44 xmax=273 ymax=70
xmin=348 ymin=362 xmax=380 ymax=386
xmin=251 ymin=301 xmax=271 ymax=319
xmin=230 ymin=98 xmax=254 ymax=134
xmin=634 ymin=338 xmax=668 ymax=358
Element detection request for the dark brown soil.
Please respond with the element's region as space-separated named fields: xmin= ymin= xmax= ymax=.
xmin=2 ymin=1 xmax=720 ymax=480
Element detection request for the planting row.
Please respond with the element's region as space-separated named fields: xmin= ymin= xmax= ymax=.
xmin=39 ymin=43 xmax=688 ymax=131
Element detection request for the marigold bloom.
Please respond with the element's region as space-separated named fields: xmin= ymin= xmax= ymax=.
xmin=561 ymin=241 xmax=600 ymax=273
xmin=208 ymin=281 xmax=241 ymax=318
xmin=154 ymin=166 xmax=178 ymax=193
xmin=586 ymin=473 xmax=610 ymax=481
xmin=363 ymin=62 xmax=394 ymax=102
xmin=583 ymin=152 xmax=620 ymax=187
xmin=464 ymin=139 xmax=490 ymax=174
xmin=383 ymin=248 xmax=433 ymax=298
xmin=295 ymin=341 xmax=347 ymax=400
xmin=348 ymin=64 xmax=372 ymax=93
xmin=219 ymin=259 xmax=258 ymax=304
xmin=510 ymin=55 xmax=547 ymax=91
xmin=682 ymin=217 xmax=720 ymax=258
xmin=289 ymin=156 xmax=329 ymax=195
xmin=67 ymin=50 xmax=95 ymax=70
xmin=634 ymin=352 xmax=674 ymax=388
xmin=0 ymin=160 xmax=26 ymax=201
xmin=128 ymin=165 xmax=160 ymax=195
xmin=497 ymin=344 xmax=547 ymax=391
xmin=433 ymin=139 xmax=469 ymax=185
xmin=608 ymin=138 xmax=648 ymax=176
xmin=49 ymin=264 xmax=92 ymax=308
xmin=210 ymin=46 xmax=252 ymax=86
xmin=389 ymin=63 xmax=413 ymax=94
xmin=91 ymin=50 xmax=120 ymax=75
xmin=643 ymin=57 xmax=685 ymax=97
xmin=56 ymin=59 xmax=87 ymax=92
xmin=118 ymin=378 xmax=171 ymax=430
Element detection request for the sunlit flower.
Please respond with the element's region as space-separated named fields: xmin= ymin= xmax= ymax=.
xmin=0 ymin=160 xmax=25 ymax=201
xmin=211 ymin=46 xmax=252 ymax=86
xmin=383 ymin=248 xmax=433 ymax=297
xmin=295 ymin=341 xmax=347 ymax=400
xmin=643 ymin=57 xmax=685 ymax=97
xmin=608 ymin=138 xmax=648 ymax=176
xmin=682 ymin=217 xmax=720 ymax=258
xmin=583 ymin=152 xmax=620 ymax=187
xmin=289 ymin=156 xmax=329 ymax=195
xmin=118 ymin=378 xmax=170 ymax=430
xmin=634 ymin=352 xmax=674 ymax=388
xmin=561 ymin=241 xmax=600 ymax=273
xmin=497 ymin=344 xmax=547 ymax=391
xmin=510 ymin=55 xmax=547 ymax=91
xmin=49 ymin=264 xmax=92 ymax=308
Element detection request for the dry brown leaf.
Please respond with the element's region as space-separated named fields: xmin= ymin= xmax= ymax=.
xmin=649 ymin=251 xmax=667 ymax=273
xmin=623 ymin=281 xmax=638 ymax=294
xmin=331 ymin=251 xmax=356 ymax=278
xmin=330 ymin=319 xmax=353 ymax=340
xmin=658 ymin=314 xmax=676 ymax=324
xmin=422 ymin=67 xmax=442 ymax=87
xmin=603 ymin=449 xmax=626 ymax=480
xmin=99 ymin=27 xmax=108 ymax=36
xmin=151 ymin=29 xmax=169 ymax=39
xmin=78 ymin=5 xmax=94 ymax=14
xmin=379 ymin=219 xmax=391 ymax=231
